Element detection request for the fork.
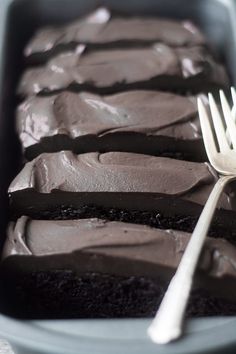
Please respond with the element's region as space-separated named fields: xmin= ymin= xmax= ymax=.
xmin=148 ymin=88 xmax=236 ymax=344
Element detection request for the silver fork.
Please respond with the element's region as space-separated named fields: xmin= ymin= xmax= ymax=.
xmin=148 ymin=88 xmax=236 ymax=344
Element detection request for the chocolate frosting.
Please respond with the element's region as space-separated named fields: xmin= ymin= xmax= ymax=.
xmin=8 ymin=151 xmax=231 ymax=211
xmin=17 ymin=90 xmax=203 ymax=158
xmin=3 ymin=216 xmax=236 ymax=300
xmin=18 ymin=45 xmax=228 ymax=96
xmin=24 ymin=7 xmax=206 ymax=62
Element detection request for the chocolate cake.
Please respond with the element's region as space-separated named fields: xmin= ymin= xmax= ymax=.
xmin=16 ymin=90 xmax=205 ymax=160
xmin=18 ymin=45 xmax=228 ymax=96
xmin=1 ymin=216 xmax=236 ymax=318
xmin=2 ymin=10 xmax=235 ymax=320
xmin=24 ymin=7 xmax=206 ymax=64
xmin=8 ymin=151 xmax=236 ymax=241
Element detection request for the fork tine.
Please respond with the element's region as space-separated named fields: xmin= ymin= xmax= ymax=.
xmin=220 ymin=90 xmax=236 ymax=149
xmin=197 ymin=97 xmax=217 ymax=159
xmin=208 ymin=93 xmax=229 ymax=153
xmin=231 ymin=87 xmax=236 ymax=108
xmin=231 ymin=87 xmax=236 ymax=121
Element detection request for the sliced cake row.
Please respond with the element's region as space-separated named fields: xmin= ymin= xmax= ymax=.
xmin=1 ymin=217 xmax=236 ymax=318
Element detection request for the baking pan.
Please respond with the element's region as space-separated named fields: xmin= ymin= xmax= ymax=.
xmin=1 ymin=0 xmax=236 ymax=353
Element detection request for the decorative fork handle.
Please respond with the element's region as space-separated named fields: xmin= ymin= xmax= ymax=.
xmin=148 ymin=175 xmax=236 ymax=344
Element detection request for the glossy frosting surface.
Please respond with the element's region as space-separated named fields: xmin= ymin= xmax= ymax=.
xmin=18 ymin=45 xmax=228 ymax=96
xmin=17 ymin=91 xmax=200 ymax=149
xmin=9 ymin=151 xmax=224 ymax=207
xmin=24 ymin=7 xmax=206 ymax=60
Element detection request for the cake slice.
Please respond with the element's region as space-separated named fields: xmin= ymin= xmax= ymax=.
xmin=18 ymin=45 xmax=228 ymax=96
xmin=24 ymin=7 xmax=206 ymax=64
xmin=8 ymin=151 xmax=236 ymax=240
xmin=16 ymin=90 xmax=205 ymax=160
xmin=1 ymin=217 xmax=236 ymax=318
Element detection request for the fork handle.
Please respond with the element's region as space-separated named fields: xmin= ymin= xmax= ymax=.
xmin=148 ymin=175 xmax=236 ymax=344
